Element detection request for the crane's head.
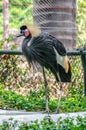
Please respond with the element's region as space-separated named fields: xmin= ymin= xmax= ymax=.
xmin=17 ymin=25 xmax=30 ymax=38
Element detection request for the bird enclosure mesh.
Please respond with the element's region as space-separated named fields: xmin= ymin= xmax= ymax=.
xmin=0 ymin=0 xmax=86 ymax=110
xmin=33 ymin=0 xmax=76 ymax=48
xmin=0 ymin=54 xmax=84 ymax=99
xmin=1 ymin=0 xmax=85 ymax=49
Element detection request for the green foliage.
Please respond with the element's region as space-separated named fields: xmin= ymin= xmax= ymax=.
xmin=1 ymin=116 xmax=86 ymax=130
xmin=77 ymin=0 xmax=86 ymax=46
xmin=0 ymin=87 xmax=45 ymax=111
xmin=0 ymin=0 xmax=33 ymax=38
xmin=9 ymin=0 xmax=33 ymax=29
xmin=0 ymin=86 xmax=86 ymax=112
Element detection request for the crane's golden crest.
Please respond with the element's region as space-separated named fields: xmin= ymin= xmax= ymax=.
xmin=23 ymin=22 xmax=41 ymax=37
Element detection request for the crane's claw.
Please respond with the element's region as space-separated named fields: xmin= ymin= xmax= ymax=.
xmin=55 ymin=109 xmax=60 ymax=114
xmin=42 ymin=109 xmax=50 ymax=114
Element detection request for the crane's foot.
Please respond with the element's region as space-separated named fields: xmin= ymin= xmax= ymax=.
xmin=42 ymin=108 xmax=50 ymax=114
xmin=42 ymin=111 xmax=49 ymax=114
xmin=55 ymin=109 xmax=60 ymax=114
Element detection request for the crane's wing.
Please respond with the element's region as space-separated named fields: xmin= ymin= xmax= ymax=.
xmin=47 ymin=34 xmax=71 ymax=82
xmin=25 ymin=32 xmax=71 ymax=82
xmin=47 ymin=34 xmax=67 ymax=56
xmin=45 ymin=34 xmax=71 ymax=82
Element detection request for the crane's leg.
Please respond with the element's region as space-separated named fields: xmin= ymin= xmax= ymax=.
xmin=42 ymin=67 xmax=49 ymax=113
xmin=55 ymin=73 xmax=62 ymax=113
xmin=56 ymin=83 xmax=62 ymax=113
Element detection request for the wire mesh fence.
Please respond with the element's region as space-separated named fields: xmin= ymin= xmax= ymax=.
xmin=0 ymin=0 xmax=86 ymax=111
xmin=0 ymin=0 xmax=86 ymax=45
xmin=0 ymin=53 xmax=84 ymax=99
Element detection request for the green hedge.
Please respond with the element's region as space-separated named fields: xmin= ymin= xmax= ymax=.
xmin=0 ymin=87 xmax=86 ymax=112
xmin=0 ymin=116 xmax=86 ymax=130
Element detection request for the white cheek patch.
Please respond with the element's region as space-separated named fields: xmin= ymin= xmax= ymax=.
xmin=25 ymin=30 xmax=30 ymax=37
xmin=27 ymin=41 xmax=31 ymax=47
xmin=27 ymin=37 xmax=34 ymax=47
xmin=53 ymin=47 xmax=69 ymax=73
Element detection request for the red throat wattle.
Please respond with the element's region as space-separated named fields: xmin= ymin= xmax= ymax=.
xmin=25 ymin=30 xmax=30 ymax=37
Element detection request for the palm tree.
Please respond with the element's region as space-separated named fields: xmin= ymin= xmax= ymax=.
xmin=33 ymin=0 xmax=76 ymax=48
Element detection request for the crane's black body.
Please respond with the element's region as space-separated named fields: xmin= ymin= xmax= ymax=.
xmin=22 ymin=31 xmax=71 ymax=82
xmin=17 ymin=25 xmax=71 ymax=113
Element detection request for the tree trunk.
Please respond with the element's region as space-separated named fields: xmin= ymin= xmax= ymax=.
xmin=3 ymin=0 xmax=9 ymax=49
xmin=33 ymin=0 xmax=76 ymax=49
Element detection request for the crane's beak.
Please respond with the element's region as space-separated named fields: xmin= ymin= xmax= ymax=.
xmin=16 ymin=32 xmax=24 ymax=37
xmin=9 ymin=32 xmax=24 ymax=42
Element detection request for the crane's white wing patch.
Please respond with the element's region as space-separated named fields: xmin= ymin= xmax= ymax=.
xmin=53 ymin=47 xmax=69 ymax=73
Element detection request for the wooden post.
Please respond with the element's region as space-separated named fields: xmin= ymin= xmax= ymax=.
xmin=3 ymin=0 xmax=9 ymax=49
xmin=81 ymin=54 xmax=86 ymax=96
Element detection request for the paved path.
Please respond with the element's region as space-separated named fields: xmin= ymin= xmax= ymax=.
xmin=0 ymin=109 xmax=86 ymax=123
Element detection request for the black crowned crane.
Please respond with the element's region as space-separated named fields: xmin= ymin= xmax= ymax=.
xmin=17 ymin=24 xmax=71 ymax=113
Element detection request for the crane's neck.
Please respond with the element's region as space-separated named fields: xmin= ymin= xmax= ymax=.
xmin=22 ymin=34 xmax=32 ymax=52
